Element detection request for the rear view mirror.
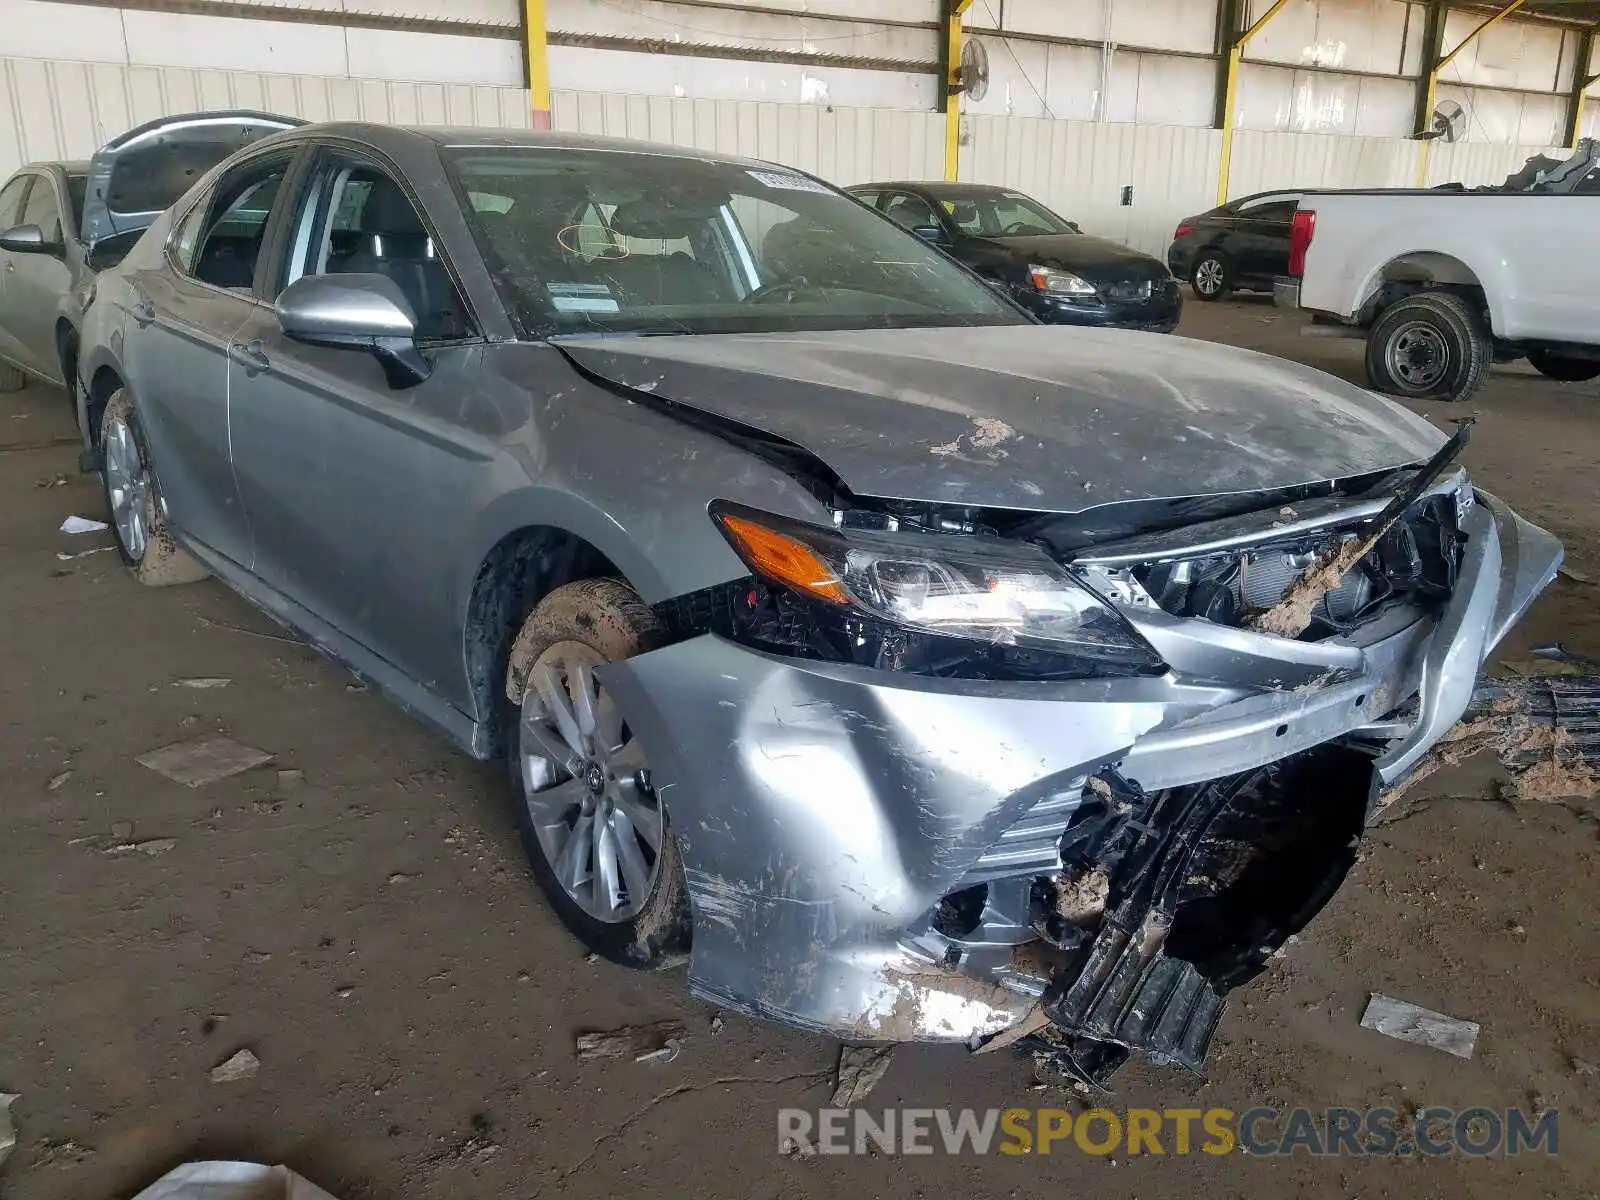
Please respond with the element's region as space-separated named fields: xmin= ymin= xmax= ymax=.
xmin=275 ymin=273 xmax=431 ymax=388
xmin=0 ymin=223 xmax=63 ymax=257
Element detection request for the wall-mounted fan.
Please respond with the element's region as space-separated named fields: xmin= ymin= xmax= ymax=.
xmin=952 ymin=37 xmax=990 ymax=103
xmin=1423 ymin=99 xmax=1468 ymax=142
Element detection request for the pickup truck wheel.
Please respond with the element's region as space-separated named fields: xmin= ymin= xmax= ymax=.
xmin=99 ymin=390 xmax=209 ymax=586
xmin=0 ymin=362 xmax=23 ymax=393
xmin=1365 ymin=292 xmax=1490 ymax=402
xmin=1526 ymin=349 xmax=1600 ymax=383
xmin=1190 ymin=251 xmax=1231 ymax=301
xmin=505 ymin=578 xmax=690 ymax=969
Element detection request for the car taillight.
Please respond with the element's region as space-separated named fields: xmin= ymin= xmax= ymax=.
xmin=1288 ymin=209 xmax=1316 ymax=276
xmin=1173 ymin=223 xmax=1196 ymax=239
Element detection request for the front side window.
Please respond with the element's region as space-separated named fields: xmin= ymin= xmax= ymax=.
xmin=0 ymin=175 xmax=30 ymax=228
xmin=445 ymin=148 xmax=1023 ymax=337
xmin=280 ymin=154 xmax=470 ymax=341
xmin=189 ymin=155 xmax=294 ymax=291
xmin=21 ymin=179 xmax=62 ymax=243
xmin=881 ymin=191 xmax=939 ymax=232
xmin=939 ymin=189 xmax=1075 ymax=238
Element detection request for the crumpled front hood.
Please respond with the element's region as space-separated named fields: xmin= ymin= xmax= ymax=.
xmin=556 ymin=325 xmax=1446 ymax=513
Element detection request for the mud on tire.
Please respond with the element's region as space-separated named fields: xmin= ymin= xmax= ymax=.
xmin=1364 ymin=290 xmax=1491 ymax=403
xmin=504 ymin=577 xmax=691 ymax=968
xmin=99 ymin=389 xmax=209 ymax=587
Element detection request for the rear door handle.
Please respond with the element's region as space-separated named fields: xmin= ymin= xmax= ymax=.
xmin=227 ymin=340 xmax=270 ymax=375
xmin=131 ymin=298 xmax=156 ymax=327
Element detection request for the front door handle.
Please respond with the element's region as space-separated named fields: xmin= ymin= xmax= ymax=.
xmin=131 ymin=297 xmax=156 ymax=327
xmin=227 ymin=340 xmax=270 ymax=375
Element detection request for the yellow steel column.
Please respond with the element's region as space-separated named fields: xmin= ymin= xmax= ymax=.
xmin=525 ymin=0 xmax=551 ymax=130
xmin=1217 ymin=0 xmax=1295 ymax=206
xmin=1416 ymin=0 xmax=1530 ymax=184
xmin=943 ymin=0 xmax=975 ymax=182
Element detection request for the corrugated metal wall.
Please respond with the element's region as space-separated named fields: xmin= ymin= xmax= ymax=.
xmin=958 ymin=114 xmax=1222 ymax=256
xmin=548 ymin=90 xmax=946 ymax=184
xmin=0 ymin=55 xmax=1575 ymax=259
xmin=0 ymin=56 xmax=532 ymax=175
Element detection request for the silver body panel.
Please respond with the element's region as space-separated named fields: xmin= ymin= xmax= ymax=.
xmin=75 ymin=122 xmax=1564 ymax=1048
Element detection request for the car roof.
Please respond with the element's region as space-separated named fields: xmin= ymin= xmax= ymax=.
xmin=850 ymin=181 xmax=1016 ymax=196
xmin=12 ymin=161 xmax=89 ymax=176
xmin=253 ymin=122 xmax=789 ymax=172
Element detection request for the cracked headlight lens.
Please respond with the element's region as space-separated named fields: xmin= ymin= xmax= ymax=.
xmin=712 ymin=503 xmax=1163 ymax=674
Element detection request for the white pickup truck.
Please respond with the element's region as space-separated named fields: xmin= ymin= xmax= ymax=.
xmin=1275 ymin=140 xmax=1600 ymax=402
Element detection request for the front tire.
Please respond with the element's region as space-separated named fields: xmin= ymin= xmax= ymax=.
xmin=1365 ymin=291 xmax=1491 ymax=402
xmin=505 ymin=578 xmax=690 ymax=968
xmin=1190 ymin=250 xmax=1231 ymax=301
xmin=1527 ymin=349 xmax=1600 ymax=383
xmin=99 ymin=389 xmax=208 ymax=586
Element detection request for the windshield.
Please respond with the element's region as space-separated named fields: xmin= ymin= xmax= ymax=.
xmin=935 ymin=189 xmax=1076 ymax=238
xmin=443 ymin=147 xmax=1026 ymax=336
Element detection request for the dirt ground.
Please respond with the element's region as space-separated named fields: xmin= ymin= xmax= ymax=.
xmin=1 ymin=298 xmax=1597 ymax=1199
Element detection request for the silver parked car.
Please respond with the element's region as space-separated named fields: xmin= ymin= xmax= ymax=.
xmin=77 ymin=123 xmax=1561 ymax=1081
xmin=0 ymin=111 xmax=300 ymax=418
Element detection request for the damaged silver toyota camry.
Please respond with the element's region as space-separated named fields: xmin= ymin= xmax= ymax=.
xmin=76 ymin=124 xmax=1562 ymax=1083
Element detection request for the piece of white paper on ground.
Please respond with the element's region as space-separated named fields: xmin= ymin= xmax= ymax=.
xmin=1360 ymin=993 xmax=1480 ymax=1059
xmin=60 ymin=515 xmax=109 ymax=534
xmin=138 ymin=735 xmax=274 ymax=788
xmin=131 ymin=1162 xmax=339 ymax=1200
xmin=0 ymin=1093 xmax=18 ymax=1170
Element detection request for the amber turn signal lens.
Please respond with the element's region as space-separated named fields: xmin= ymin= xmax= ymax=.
xmin=717 ymin=514 xmax=848 ymax=604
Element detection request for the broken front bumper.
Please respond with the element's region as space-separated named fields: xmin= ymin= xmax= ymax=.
xmin=600 ymin=492 xmax=1560 ymax=1048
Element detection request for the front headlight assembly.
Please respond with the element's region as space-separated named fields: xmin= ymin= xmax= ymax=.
xmin=707 ymin=502 xmax=1164 ymax=681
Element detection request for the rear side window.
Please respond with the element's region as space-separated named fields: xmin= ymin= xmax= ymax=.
xmin=0 ymin=175 xmax=33 ymax=229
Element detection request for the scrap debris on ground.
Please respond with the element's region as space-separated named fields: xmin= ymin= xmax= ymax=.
xmin=1380 ymin=670 xmax=1600 ymax=812
xmin=209 ymin=1049 xmax=261 ymax=1085
xmin=574 ymin=1021 xmax=687 ymax=1064
xmin=1360 ymin=994 xmax=1480 ymax=1059
xmin=830 ymin=1045 xmax=896 ymax=1107
xmin=137 ymin=735 xmax=274 ymax=788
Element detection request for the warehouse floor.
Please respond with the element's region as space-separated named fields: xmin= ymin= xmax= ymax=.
xmin=2 ymin=300 xmax=1597 ymax=1199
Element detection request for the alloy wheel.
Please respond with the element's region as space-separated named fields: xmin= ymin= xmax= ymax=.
xmin=102 ymin=410 xmax=149 ymax=563
xmin=1195 ymin=258 xmax=1225 ymax=295
xmin=518 ymin=640 xmax=663 ymax=924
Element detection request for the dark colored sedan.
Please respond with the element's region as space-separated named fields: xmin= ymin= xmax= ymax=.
xmin=1167 ymin=190 xmax=1301 ymax=301
xmin=848 ymin=181 xmax=1181 ymax=333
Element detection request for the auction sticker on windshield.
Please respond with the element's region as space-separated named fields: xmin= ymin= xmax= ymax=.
xmin=747 ymin=168 xmax=832 ymax=194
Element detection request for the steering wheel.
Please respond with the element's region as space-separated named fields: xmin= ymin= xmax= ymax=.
xmin=1001 ymin=221 xmax=1047 ymax=235
xmin=745 ymin=279 xmax=821 ymax=305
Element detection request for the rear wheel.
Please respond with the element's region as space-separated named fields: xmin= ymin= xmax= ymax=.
xmin=1364 ymin=291 xmax=1491 ymax=402
xmin=1527 ymin=349 xmax=1600 ymax=383
xmin=99 ymin=390 xmax=208 ymax=586
xmin=1190 ymin=251 xmax=1231 ymax=301
xmin=506 ymin=578 xmax=690 ymax=968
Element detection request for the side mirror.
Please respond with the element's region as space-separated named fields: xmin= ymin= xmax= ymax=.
xmin=910 ymin=224 xmax=950 ymax=245
xmin=0 ymin=223 xmax=63 ymax=257
xmin=275 ymin=273 xmax=431 ymax=388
